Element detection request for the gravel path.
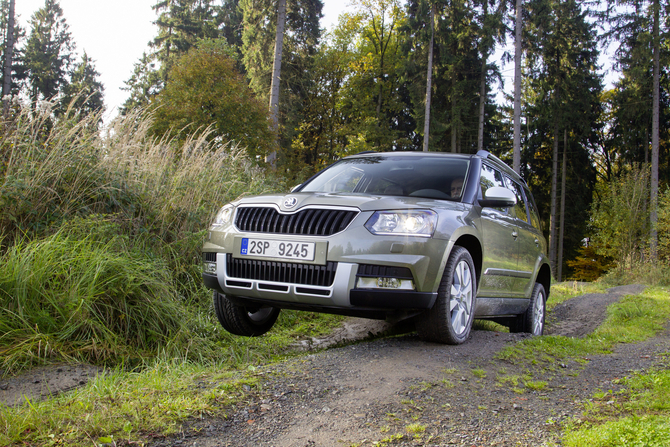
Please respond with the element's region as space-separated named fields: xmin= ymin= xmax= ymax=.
xmin=148 ymin=284 xmax=669 ymax=447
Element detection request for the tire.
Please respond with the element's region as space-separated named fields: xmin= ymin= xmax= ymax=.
xmin=509 ymin=282 xmax=546 ymax=335
xmin=417 ymin=246 xmax=476 ymax=345
xmin=213 ymin=291 xmax=280 ymax=337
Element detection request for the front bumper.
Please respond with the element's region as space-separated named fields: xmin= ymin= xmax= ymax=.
xmin=202 ymin=252 xmax=437 ymax=316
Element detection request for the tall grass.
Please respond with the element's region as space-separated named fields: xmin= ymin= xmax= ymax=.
xmin=1 ymin=101 xmax=277 ymax=245
xmin=0 ymin=100 xmax=287 ymax=373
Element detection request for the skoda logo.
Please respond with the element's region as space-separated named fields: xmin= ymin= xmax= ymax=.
xmin=284 ymin=197 xmax=298 ymax=208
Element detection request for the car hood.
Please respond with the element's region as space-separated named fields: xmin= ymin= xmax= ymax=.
xmin=234 ymin=192 xmax=470 ymax=213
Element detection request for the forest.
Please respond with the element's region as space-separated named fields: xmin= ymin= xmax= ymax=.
xmin=1 ymin=0 xmax=669 ymax=280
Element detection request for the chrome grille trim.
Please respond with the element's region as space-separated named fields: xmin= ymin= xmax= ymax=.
xmin=235 ymin=206 xmax=358 ymax=236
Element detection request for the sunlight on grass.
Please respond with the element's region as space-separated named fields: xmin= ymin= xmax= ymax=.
xmin=497 ymin=287 xmax=670 ymax=364
xmin=0 ymin=360 xmax=245 ymax=446
xmin=549 ymin=281 xmax=606 ymax=311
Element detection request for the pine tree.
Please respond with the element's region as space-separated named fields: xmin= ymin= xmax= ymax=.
xmin=61 ymin=52 xmax=104 ymax=117
xmin=601 ymin=0 xmax=669 ymax=259
xmin=522 ymin=0 xmax=602 ymax=277
xmin=120 ymin=52 xmax=163 ymax=114
xmin=2 ymin=0 xmax=16 ymax=114
xmin=150 ymin=0 xmax=218 ymax=83
xmin=23 ymin=0 xmax=74 ymax=102
xmin=240 ymin=0 xmax=323 ymax=164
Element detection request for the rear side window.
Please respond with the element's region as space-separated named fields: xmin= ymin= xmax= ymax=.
xmin=524 ymin=187 xmax=542 ymax=231
xmin=504 ymin=177 xmax=529 ymax=223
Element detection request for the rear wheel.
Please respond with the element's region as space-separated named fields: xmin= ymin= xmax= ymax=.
xmin=510 ymin=283 xmax=546 ymax=335
xmin=417 ymin=246 xmax=476 ymax=345
xmin=213 ymin=291 xmax=280 ymax=336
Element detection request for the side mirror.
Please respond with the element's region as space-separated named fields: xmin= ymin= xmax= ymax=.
xmin=479 ymin=186 xmax=516 ymax=208
xmin=290 ymin=184 xmax=302 ymax=193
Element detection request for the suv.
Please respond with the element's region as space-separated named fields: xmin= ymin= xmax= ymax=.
xmin=202 ymin=151 xmax=551 ymax=344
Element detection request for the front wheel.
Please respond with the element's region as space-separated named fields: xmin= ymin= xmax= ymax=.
xmin=510 ymin=283 xmax=546 ymax=335
xmin=417 ymin=246 xmax=476 ymax=345
xmin=213 ymin=291 xmax=280 ymax=337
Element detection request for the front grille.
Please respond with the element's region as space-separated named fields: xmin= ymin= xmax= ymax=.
xmin=203 ymin=252 xmax=217 ymax=262
xmin=235 ymin=207 xmax=358 ymax=236
xmin=226 ymin=254 xmax=337 ymax=287
xmin=357 ymin=264 xmax=413 ymax=279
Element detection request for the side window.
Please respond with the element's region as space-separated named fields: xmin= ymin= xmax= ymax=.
xmin=480 ymin=164 xmax=509 ymax=213
xmin=504 ymin=177 xmax=529 ymax=223
xmin=479 ymin=164 xmax=506 ymax=195
xmin=524 ymin=186 xmax=542 ymax=231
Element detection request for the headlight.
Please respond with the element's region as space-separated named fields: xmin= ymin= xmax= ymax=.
xmin=365 ymin=210 xmax=437 ymax=237
xmin=211 ymin=204 xmax=235 ymax=228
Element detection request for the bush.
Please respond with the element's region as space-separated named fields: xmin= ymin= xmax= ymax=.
xmin=0 ymin=99 xmax=290 ymax=373
xmin=149 ymin=39 xmax=276 ymax=160
xmin=0 ymin=225 xmax=185 ymax=371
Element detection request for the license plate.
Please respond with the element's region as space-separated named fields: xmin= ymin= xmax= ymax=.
xmin=240 ymin=238 xmax=315 ymax=261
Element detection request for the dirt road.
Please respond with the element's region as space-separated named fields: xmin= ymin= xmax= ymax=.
xmin=147 ymin=284 xmax=669 ymax=447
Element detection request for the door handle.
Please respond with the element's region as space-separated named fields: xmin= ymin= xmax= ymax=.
xmin=534 ymin=238 xmax=540 ymax=246
xmin=512 ymin=231 xmax=518 ymax=239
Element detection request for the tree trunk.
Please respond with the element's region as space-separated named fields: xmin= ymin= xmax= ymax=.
xmin=512 ymin=0 xmax=522 ymax=173
xmin=650 ymin=0 xmax=659 ymax=259
xmin=558 ymin=129 xmax=567 ymax=282
xmin=549 ymin=121 xmax=559 ymax=274
xmin=2 ymin=0 xmax=15 ymax=116
xmin=267 ymin=0 xmax=286 ymax=167
xmin=477 ymin=0 xmax=488 ymax=153
xmin=423 ymin=3 xmax=435 ymax=152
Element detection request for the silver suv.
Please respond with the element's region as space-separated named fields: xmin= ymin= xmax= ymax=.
xmin=202 ymin=151 xmax=551 ymax=344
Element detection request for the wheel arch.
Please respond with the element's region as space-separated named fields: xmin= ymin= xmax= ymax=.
xmin=535 ymin=263 xmax=552 ymax=300
xmin=452 ymin=234 xmax=483 ymax=288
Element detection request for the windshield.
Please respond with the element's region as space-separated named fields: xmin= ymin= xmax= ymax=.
xmin=301 ymin=155 xmax=470 ymax=201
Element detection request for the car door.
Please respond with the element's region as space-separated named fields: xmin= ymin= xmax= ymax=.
xmin=503 ymin=177 xmax=539 ymax=296
xmin=478 ymin=164 xmax=519 ymax=297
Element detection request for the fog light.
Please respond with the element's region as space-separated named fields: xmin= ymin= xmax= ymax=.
xmin=203 ymin=262 xmax=217 ymax=274
xmin=357 ymin=277 xmax=414 ymax=290
xmin=377 ymin=277 xmax=400 ymax=288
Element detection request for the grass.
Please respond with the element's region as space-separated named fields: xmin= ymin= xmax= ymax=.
xmin=0 ymin=100 xmax=347 ymax=446
xmin=0 ymin=360 xmax=254 ymax=446
xmin=496 ymin=287 xmax=670 ymax=365
xmin=492 ymin=285 xmax=670 ymax=446
xmin=563 ymin=368 xmax=670 ymax=446
xmin=548 ymin=281 xmax=607 ymax=311
xmin=0 ymin=310 xmax=344 ymax=447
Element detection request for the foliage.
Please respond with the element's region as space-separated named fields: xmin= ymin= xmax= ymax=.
xmin=566 ymin=245 xmax=615 ymax=282
xmin=240 ymin=0 xmax=323 ymax=167
xmin=589 ymin=165 xmax=651 ymax=271
xmin=0 ymin=0 xmax=25 ymax=98
xmin=60 ymin=52 xmax=104 ymax=119
xmin=0 ymin=226 xmax=185 ymax=370
xmin=597 ymin=0 xmax=670 ymax=185
xmin=149 ymin=39 xmax=275 ymax=158
xmin=0 ymin=98 xmax=289 ymax=371
xmin=120 ymin=51 xmax=163 ymax=114
xmin=22 ymin=0 xmax=74 ymax=102
xmin=335 ymin=0 xmax=414 ymax=153
xmin=521 ymin=0 xmax=602 ymax=277
xmin=150 ymin=0 xmax=219 ymax=83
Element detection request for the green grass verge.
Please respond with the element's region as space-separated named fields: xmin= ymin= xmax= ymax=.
xmin=497 ymin=287 xmax=670 ymax=364
xmin=495 ymin=286 xmax=670 ymax=446
xmin=563 ymin=367 xmax=670 ymax=446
